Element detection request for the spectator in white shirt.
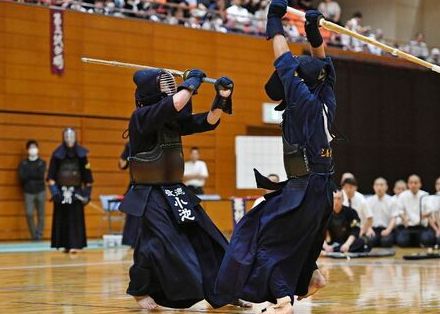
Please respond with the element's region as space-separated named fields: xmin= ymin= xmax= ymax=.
xmin=393 ymin=179 xmax=407 ymax=197
xmin=183 ymin=147 xmax=209 ymax=195
xmin=404 ymin=33 xmax=429 ymax=60
xmin=318 ymin=0 xmax=341 ymax=24
xmin=342 ymin=177 xmax=374 ymax=238
xmin=226 ymin=0 xmax=251 ymax=31
xmin=340 ymin=172 xmax=354 ymax=186
xmin=367 ymin=178 xmax=397 ymax=247
xmin=395 ymin=174 xmax=435 ymax=247
xmin=341 ymin=12 xmax=368 ymax=52
xmin=427 ymin=48 xmax=440 ymax=65
xmin=391 ymin=179 xmax=407 ymax=226
xmin=427 ymin=177 xmax=440 ymax=245
xmin=252 ymin=174 xmax=280 ymax=208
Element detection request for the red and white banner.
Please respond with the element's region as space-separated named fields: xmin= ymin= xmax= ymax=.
xmin=50 ymin=9 xmax=64 ymax=75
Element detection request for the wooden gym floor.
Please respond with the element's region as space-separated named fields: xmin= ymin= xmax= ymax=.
xmin=0 ymin=247 xmax=438 ymax=313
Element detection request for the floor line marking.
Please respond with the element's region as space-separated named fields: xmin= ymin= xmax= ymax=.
xmin=0 ymin=260 xmax=132 ymax=271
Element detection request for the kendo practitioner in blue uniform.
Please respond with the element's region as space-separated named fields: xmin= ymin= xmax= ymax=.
xmin=119 ymin=68 xmax=238 ymax=309
xmin=214 ymin=3 xmax=336 ymax=313
xmin=47 ymin=128 xmax=93 ymax=253
xmin=119 ymin=142 xmax=141 ymax=248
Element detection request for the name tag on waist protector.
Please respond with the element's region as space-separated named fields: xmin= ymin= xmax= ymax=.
xmin=161 ymin=185 xmax=198 ymax=224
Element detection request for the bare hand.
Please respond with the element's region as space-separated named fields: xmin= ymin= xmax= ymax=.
xmin=324 ymin=244 xmax=333 ymax=253
xmin=340 ymin=244 xmax=350 ymax=253
xmin=381 ymin=229 xmax=390 ymax=237
xmin=366 ymin=228 xmax=375 ymax=238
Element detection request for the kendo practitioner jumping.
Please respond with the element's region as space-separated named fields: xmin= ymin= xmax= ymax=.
xmin=47 ymin=128 xmax=93 ymax=253
xmin=214 ymin=3 xmax=336 ymax=313
xmin=119 ymin=142 xmax=141 ymax=248
xmin=119 ymin=68 xmax=238 ymax=309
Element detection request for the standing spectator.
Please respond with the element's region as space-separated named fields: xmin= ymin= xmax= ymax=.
xmin=47 ymin=128 xmax=93 ymax=253
xmin=366 ymin=178 xmax=397 ymax=247
xmin=318 ymin=0 xmax=341 ymax=23
xmin=395 ymin=174 xmax=435 ymax=247
xmin=404 ymin=33 xmax=429 ymax=60
xmin=183 ymin=147 xmax=209 ymax=195
xmin=427 ymin=48 xmax=440 ymax=65
xmin=342 ymin=177 xmax=374 ymax=238
xmin=252 ymin=173 xmax=280 ymax=208
xmin=226 ymin=0 xmax=251 ymax=32
xmin=323 ymin=190 xmax=370 ymax=253
xmin=18 ymin=140 xmax=47 ymax=240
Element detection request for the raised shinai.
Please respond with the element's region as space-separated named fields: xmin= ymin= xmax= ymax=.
xmin=214 ymin=3 xmax=337 ymax=313
xmin=118 ymin=68 xmax=240 ymax=309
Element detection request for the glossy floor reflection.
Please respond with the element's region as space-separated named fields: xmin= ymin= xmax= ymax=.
xmin=0 ymin=248 xmax=438 ymax=313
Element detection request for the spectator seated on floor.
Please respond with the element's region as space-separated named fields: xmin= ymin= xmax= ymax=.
xmin=342 ymin=177 xmax=374 ymax=238
xmin=366 ymin=178 xmax=397 ymax=248
xmin=323 ymin=190 xmax=371 ymax=253
xmin=427 ymin=177 xmax=440 ymax=245
xmin=395 ymin=174 xmax=436 ymax=247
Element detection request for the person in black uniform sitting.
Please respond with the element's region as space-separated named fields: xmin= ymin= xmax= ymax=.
xmin=323 ymin=190 xmax=370 ymax=253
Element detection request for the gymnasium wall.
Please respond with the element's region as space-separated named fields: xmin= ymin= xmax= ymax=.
xmin=332 ymin=57 xmax=440 ymax=195
xmin=1 ymin=2 xmax=439 ymax=241
xmin=0 ymin=2 xmax=300 ymax=240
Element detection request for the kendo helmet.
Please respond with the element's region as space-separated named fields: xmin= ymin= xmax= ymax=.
xmin=133 ymin=69 xmax=177 ymax=107
xmin=63 ymin=128 xmax=76 ymax=148
xmin=265 ymin=55 xmax=328 ymax=111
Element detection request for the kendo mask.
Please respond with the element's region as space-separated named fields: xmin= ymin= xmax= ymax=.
xmin=63 ymin=128 xmax=76 ymax=148
xmin=265 ymin=55 xmax=328 ymax=111
xmin=133 ymin=69 xmax=177 ymax=108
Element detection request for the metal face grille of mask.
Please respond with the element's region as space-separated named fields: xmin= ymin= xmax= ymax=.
xmin=159 ymin=71 xmax=177 ymax=96
xmin=64 ymin=128 xmax=76 ymax=147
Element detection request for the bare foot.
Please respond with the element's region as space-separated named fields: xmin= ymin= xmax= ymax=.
xmin=262 ymin=296 xmax=293 ymax=314
xmin=297 ymin=269 xmax=326 ymax=301
xmin=134 ymin=295 xmax=158 ymax=310
xmin=232 ymin=299 xmax=252 ymax=308
xmin=69 ymin=249 xmax=80 ymax=254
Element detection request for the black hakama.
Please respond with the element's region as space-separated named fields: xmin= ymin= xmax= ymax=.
xmin=51 ymin=199 xmax=87 ymax=250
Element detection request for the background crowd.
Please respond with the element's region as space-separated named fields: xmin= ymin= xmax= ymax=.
xmin=19 ymin=136 xmax=440 ymax=251
xmin=12 ymin=0 xmax=440 ymax=63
